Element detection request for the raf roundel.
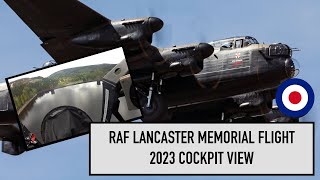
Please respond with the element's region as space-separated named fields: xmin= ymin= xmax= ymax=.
xmin=276 ymin=78 xmax=314 ymax=118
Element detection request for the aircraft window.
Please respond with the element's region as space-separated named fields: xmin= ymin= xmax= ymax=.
xmin=221 ymin=41 xmax=233 ymax=49
xmin=244 ymin=37 xmax=259 ymax=47
xmin=212 ymin=40 xmax=228 ymax=48
xmin=235 ymin=40 xmax=243 ymax=48
xmin=243 ymin=39 xmax=255 ymax=47
xmin=251 ymin=37 xmax=259 ymax=44
xmin=243 ymin=39 xmax=250 ymax=47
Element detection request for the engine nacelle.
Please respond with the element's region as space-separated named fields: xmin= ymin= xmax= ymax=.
xmin=71 ymin=17 xmax=163 ymax=48
xmin=158 ymin=43 xmax=214 ymax=78
xmin=226 ymin=102 xmax=271 ymax=119
xmin=227 ymin=91 xmax=273 ymax=119
xmin=169 ymin=57 xmax=203 ymax=77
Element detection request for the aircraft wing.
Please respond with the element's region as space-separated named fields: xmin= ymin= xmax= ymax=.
xmin=4 ymin=0 xmax=112 ymax=63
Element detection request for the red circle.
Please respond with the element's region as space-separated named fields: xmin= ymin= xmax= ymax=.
xmin=289 ymin=91 xmax=302 ymax=104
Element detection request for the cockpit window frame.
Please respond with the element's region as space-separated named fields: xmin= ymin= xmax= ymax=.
xmin=235 ymin=39 xmax=243 ymax=49
xmin=212 ymin=40 xmax=235 ymax=50
xmin=210 ymin=36 xmax=259 ymax=50
xmin=244 ymin=36 xmax=259 ymax=47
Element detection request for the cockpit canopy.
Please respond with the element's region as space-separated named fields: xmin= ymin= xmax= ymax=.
xmin=210 ymin=36 xmax=259 ymax=50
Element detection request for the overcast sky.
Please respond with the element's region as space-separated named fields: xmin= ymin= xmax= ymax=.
xmin=0 ymin=0 xmax=319 ymax=180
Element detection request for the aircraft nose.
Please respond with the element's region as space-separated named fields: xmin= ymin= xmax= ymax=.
xmin=285 ymin=58 xmax=295 ymax=78
xmin=148 ymin=17 xmax=164 ymax=32
xmin=197 ymin=43 xmax=214 ymax=59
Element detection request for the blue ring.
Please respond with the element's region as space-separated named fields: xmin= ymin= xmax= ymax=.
xmin=276 ymin=78 xmax=314 ymax=118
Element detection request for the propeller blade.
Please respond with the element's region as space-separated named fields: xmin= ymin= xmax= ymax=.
xmin=145 ymin=2 xmax=173 ymax=47
xmin=153 ymin=23 xmax=173 ymax=47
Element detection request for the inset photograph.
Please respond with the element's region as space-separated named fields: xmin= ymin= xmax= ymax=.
xmin=6 ymin=48 xmax=141 ymax=150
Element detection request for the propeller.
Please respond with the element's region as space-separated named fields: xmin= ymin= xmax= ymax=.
xmin=196 ymin=33 xmax=209 ymax=43
xmin=153 ymin=23 xmax=173 ymax=47
xmin=133 ymin=0 xmax=173 ymax=47
xmin=189 ymin=15 xmax=211 ymax=44
xmin=147 ymin=6 xmax=173 ymax=47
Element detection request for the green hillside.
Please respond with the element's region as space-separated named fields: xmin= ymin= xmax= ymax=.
xmin=10 ymin=63 xmax=116 ymax=110
xmin=48 ymin=64 xmax=115 ymax=79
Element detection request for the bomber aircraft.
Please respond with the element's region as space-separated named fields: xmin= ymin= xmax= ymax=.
xmin=0 ymin=0 xmax=298 ymax=155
